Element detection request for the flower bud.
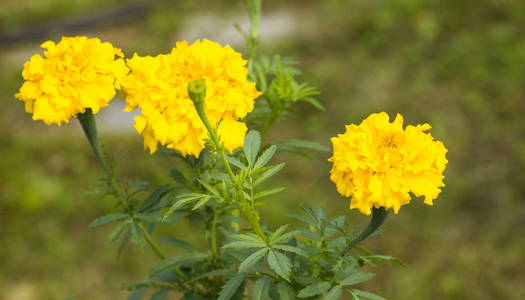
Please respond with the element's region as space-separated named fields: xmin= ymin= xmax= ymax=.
xmin=188 ymin=80 xmax=206 ymax=104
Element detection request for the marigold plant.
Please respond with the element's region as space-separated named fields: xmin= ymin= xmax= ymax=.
xmin=15 ymin=36 xmax=128 ymax=125
xmin=14 ymin=1 xmax=448 ymax=299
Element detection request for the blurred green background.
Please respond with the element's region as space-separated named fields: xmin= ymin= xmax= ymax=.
xmin=1 ymin=0 xmax=525 ymax=299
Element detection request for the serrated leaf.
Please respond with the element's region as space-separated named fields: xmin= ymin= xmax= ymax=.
xmin=244 ymin=131 xmax=261 ymax=165
xmin=341 ymin=272 xmax=375 ymax=286
xmin=107 ymin=219 xmax=131 ymax=244
xmin=197 ymin=179 xmax=220 ymax=196
xmin=300 ymin=97 xmax=325 ymax=111
xmin=276 ymin=282 xmax=295 ymax=300
xmin=252 ymin=277 xmax=271 ymax=300
xmin=273 ymin=140 xmax=329 ymax=153
xmin=218 ymin=273 xmax=247 ymax=300
xmin=170 ymin=169 xmax=188 ymax=185
xmin=272 ymin=244 xmax=307 ymax=257
xmin=239 ymin=248 xmax=268 ymax=273
xmin=192 ymin=196 xmax=213 ymax=210
xmin=130 ymin=222 xmax=143 ymax=245
xmin=157 ymin=237 xmax=196 ymax=251
xmin=164 ymin=194 xmax=207 ymax=218
xmin=139 ymin=184 xmax=172 ymax=212
xmin=127 ymin=288 xmax=146 ymax=300
xmin=269 ymin=224 xmax=290 ymax=243
xmin=254 ymin=145 xmax=277 ymax=169
xmin=134 ymin=213 xmax=164 ymax=224
xmin=271 ymin=230 xmax=300 ymax=245
xmin=253 ymin=187 xmax=285 ymax=200
xmin=89 ymin=213 xmax=128 ymax=228
xmin=227 ymin=156 xmax=246 ymax=169
xmin=297 ymin=282 xmax=331 ymax=298
xmin=286 ymin=214 xmax=317 ymax=227
xmin=254 ymin=163 xmax=285 ymax=186
xmin=351 ymin=289 xmax=386 ymax=300
xmin=324 ymin=286 xmax=342 ymax=300
xmin=186 ymin=269 xmax=236 ymax=284
xmin=223 ymin=240 xmax=267 ymax=249
xmin=267 ymin=250 xmax=291 ymax=282
xmin=230 ymin=233 xmax=267 ymax=244
xmin=150 ymin=289 xmax=168 ymax=300
xmin=150 ymin=252 xmax=208 ymax=278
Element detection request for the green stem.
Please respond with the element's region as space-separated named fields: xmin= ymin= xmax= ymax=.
xmin=189 ymin=80 xmax=268 ymax=243
xmin=78 ymin=110 xmax=196 ymax=292
xmin=341 ymin=207 xmax=388 ymax=256
xmin=139 ymin=223 xmax=166 ymax=260
xmin=260 ymin=115 xmax=276 ymax=141
xmin=78 ymin=109 xmax=129 ymax=211
xmin=245 ymin=0 xmax=261 ymax=74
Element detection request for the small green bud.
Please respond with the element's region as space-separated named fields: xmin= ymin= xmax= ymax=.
xmin=188 ymin=80 xmax=206 ymax=104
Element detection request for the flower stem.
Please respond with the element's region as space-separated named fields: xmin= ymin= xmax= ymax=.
xmin=341 ymin=207 xmax=388 ymax=256
xmin=189 ymin=80 xmax=268 ymax=243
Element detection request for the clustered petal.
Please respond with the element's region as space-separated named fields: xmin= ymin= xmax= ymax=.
xmin=329 ymin=112 xmax=448 ymax=215
xmin=121 ymin=39 xmax=261 ymax=157
xmin=15 ymin=36 xmax=128 ymax=125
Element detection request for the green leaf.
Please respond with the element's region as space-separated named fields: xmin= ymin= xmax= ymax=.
xmin=134 ymin=213 xmax=164 ymax=224
xmin=271 ymin=230 xmax=300 ymax=245
xmin=244 ymin=131 xmax=261 ymax=165
xmin=127 ymin=288 xmax=146 ymax=300
xmin=150 ymin=252 xmax=208 ymax=278
xmin=274 ymin=140 xmax=330 ymax=153
xmin=192 ymin=196 xmax=213 ymax=210
xmin=253 ymin=187 xmax=285 ymax=200
xmin=286 ymin=214 xmax=317 ymax=227
xmin=341 ymin=272 xmax=375 ymax=286
xmin=252 ymin=277 xmax=271 ymax=300
xmin=254 ymin=145 xmax=277 ymax=169
xmin=186 ymin=269 xmax=236 ymax=284
xmin=351 ymin=289 xmax=386 ymax=300
xmin=227 ymin=156 xmax=246 ymax=169
xmin=107 ymin=219 xmax=131 ymax=244
xmin=164 ymin=194 xmax=208 ymax=218
xmin=89 ymin=213 xmax=128 ymax=228
xmin=276 ymin=282 xmax=296 ymax=300
xmin=269 ymin=224 xmax=290 ymax=243
xmin=139 ymin=184 xmax=172 ymax=212
xmin=150 ymin=289 xmax=168 ymax=300
xmin=272 ymin=245 xmax=307 ymax=257
xmin=218 ymin=273 xmax=247 ymax=300
xmin=300 ymin=97 xmax=325 ymax=111
xmin=230 ymin=233 xmax=267 ymax=244
xmin=267 ymin=250 xmax=291 ymax=282
xmin=157 ymin=237 xmax=196 ymax=251
xmin=63 ymin=297 xmax=75 ymax=300
xmin=130 ymin=222 xmax=143 ymax=245
xmin=197 ymin=178 xmax=220 ymax=196
xmin=170 ymin=169 xmax=188 ymax=185
xmin=254 ymin=163 xmax=285 ymax=186
xmin=239 ymin=248 xmax=268 ymax=273
xmin=297 ymin=282 xmax=331 ymax=298
xmin=223 ymin=240 xmax=267 ymax=249
xmin=324 ymin=286 xmax=342 ymax=300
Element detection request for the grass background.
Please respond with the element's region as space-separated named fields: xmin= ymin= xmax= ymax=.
xmin=1 ymin=0 xmax=525 ymax=299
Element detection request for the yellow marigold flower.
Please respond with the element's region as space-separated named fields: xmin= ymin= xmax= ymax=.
xmin=121 ymin=39 xmax=260 ymax=157
xmin=329 ymin=112 xmax=448 ymax=215
xmin=15 ymin=36 xmax=128 ymax=125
